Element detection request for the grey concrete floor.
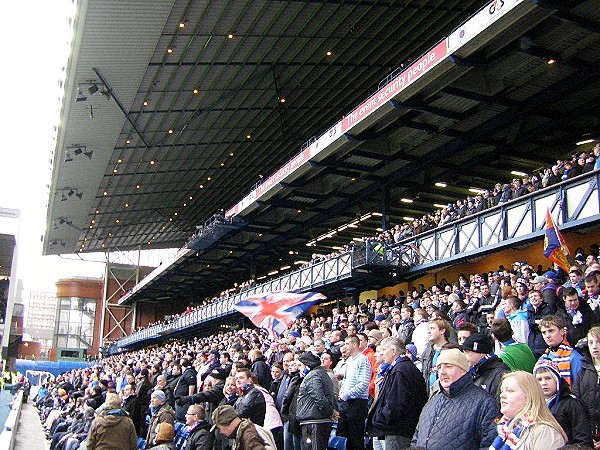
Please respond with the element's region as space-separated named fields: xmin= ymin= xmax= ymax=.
xmin=13 ymin=401 xmax=48 ymax=450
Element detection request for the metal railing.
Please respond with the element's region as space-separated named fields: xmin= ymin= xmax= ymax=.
xmin=113 ymin=171 xmax=600 ymax=352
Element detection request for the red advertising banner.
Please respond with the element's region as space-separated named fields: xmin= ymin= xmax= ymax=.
xmin=341 ymin=40 xmax=448 ymax=133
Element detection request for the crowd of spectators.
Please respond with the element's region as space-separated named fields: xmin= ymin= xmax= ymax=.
xmin=35 ymin=240 xmax=600 ymax=450
xmin=129 ymin=144 xmax=600 ymax=336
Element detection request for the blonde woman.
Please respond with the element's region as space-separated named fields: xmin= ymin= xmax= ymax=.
xmin=491 ymin=371 xmax=567 ymax=449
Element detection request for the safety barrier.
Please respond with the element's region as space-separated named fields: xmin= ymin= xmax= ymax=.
xmin=0 ymin=390 xmax=24 ymax=450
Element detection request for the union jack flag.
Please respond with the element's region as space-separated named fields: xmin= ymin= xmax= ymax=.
xmin=234 ymin=291 xmax=326 ymax=339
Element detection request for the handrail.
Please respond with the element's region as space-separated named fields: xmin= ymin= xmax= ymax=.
xmin=113 ymin=170 xmax=600 ymax=352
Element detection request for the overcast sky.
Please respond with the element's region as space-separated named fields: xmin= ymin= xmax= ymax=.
xmin=0 ymin=1 xmax=106 ymax=296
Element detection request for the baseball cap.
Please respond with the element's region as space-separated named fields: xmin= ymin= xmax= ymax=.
xmin=460 ymin=333 xmax=493 ymax=354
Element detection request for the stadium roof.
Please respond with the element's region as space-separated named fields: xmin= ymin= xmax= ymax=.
xmin=45 ymin=0 xmax=600 ymax=301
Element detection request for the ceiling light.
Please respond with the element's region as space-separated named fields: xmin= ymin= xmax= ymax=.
xmin=167 ymin=48 xmax=173 ymax=54
xmin=280 ymin=265 xmax=291 ymax=270
xmin=125 ymin=203 xmax=129 ymax=208
xmin=136 ymin=184 xmax=140 ymax=189
xmin=372 ymin=212 xmax=383 ymax=217
xmin=326 ymin=51 xmax=332 ymax=56
xmin=297 ymin=209 xmax=302 ymax=214
xmin=199 ymin=184 xmax=204 ymax=189
xmin=469 ymin=187 xmax=486 ymax=194
xmin=510 ymin=170 xmax=527 ymax=177
xmin=168 ymin=129 xmax=173 ymax=134
xmin=118 ymin=159 xmax=122 ymax=163
xmin=103 ymin=191 xmax=108 ymax=196
xmin=143 ymin=100 xmax=148 ymax=106
xmin=547 ymin=58 xmax=556 ymax=65
xmin=126 ymin=140 xmax=131 ymax=144
xmin=400 ymin=198 xmax=413 ymax=203
xmin=179 ymin=22 xmax=185 ymax=28
xmin=268 ymin=270 xmax=278 ymax=276
xmin=193 ymin=89 xmax=199 ymax=94
xmin=433 ymin=203 xmax=447 ymax=208
xmin=576 ymin=139 xmax=595 ymax=146
xmin=435 ymin=182 xmax=447 ymax=188
xmin=228 ymin=33 xmax=234 ymax=39
xmin=113 ymin=169 xmax=117 ymax=173
xmin=331 ymin=247 xmax=344 ymax=251
xmin=189 ymin=196 xmax=193 ymax=200
xmin=246 ymin=134 xmax=251 ymax=139
xmin=403 ymin=216 xmax=415 ymax=221
xmin=229 ymin=152 xmax=234 ymax=157
xmin=207 ymin=176 xmax=211 ymax=181
xmin=220 ymin=162 xmax=225 ymax=167
xmin=294 ymin=260 xmax=309 ymax=265
xmin=150 ymin=160 xmax=155 ymax=165
xmin=279 ymin=98 xmax=286 ymax=103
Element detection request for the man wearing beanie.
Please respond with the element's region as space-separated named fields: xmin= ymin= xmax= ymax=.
xmin=146 ymin=390 xmax=175 ymax=449
xmin=412 ymin=346 xmax=499 ymax=450
xmin=534 ymin=360 xmax=592 ymax=446
xmin=460 ymin=332 xmax=509 ymax=401
xmin=296 ymin=351 xmax=338 ymax=450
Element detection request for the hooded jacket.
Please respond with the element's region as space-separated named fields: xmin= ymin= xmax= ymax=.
xmin=534 ymin=361 xmax=592 ymax=446
xmin=87 ymin=408 xmax=138 ymax=450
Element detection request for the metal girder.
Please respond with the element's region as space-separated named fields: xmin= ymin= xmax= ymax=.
xmin=389 ymin=99 xmax=471 ymax=121
xmin=441 ymin=86 xmax=518 ymax=108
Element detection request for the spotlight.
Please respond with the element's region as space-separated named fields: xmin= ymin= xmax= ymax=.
xmin=64 ymin=151 xmax=73 ymax=162
xmin=68 ymin=189 xmax=75 ymax=197
xmin=75 ymin=88 xmax=87 ymax=103
xmin=74 ymin=147 xmax=83 ymax=156
xmin=52 ymin=221 xmax=58 ymax=230
xmin=88 ymin=83 xmax=99 ymax=95
xmin=101 ymin=88 xmax=112 ymax=100
xmin=75 ymin=192 xmax=83 ymax=199
xmin=61 ymin=193 xmax=68 ymax=202
xmin=83 ymin=149 xmax=93 ymax=159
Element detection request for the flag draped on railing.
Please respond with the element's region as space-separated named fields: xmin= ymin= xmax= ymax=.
xmin=544 ymin=208 xmax=571 ymax=273
xmin=234 ymin=291 xmax=326 ymax=339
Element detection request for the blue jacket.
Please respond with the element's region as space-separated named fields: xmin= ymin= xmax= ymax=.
xmin=412 ymin=372 xmax=499 ymax=450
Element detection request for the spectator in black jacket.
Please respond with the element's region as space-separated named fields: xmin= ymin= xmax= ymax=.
xmin=527 ymin=289 xmax=556 ymax=358
xmin=184 ymin=404 xmax=214 ymax=450
xmin=281 ymin=358 xmax=302 ymax=450
xmin=120 ymin=383 xmax=143 ymax=437
xmin=366 ymin=336 xmax=427 ymax=449
xmin=534 ymin=360 xmax=593 ymax=446
xmin=296 ymin=351 xmax=337 ymax=450
xmin=461 ymin=333 xmax=510 ymax=402
xmin=249 ymin=349 xmax=272 ymax=390
xmin=233 ymin=368 xmax=266 ymax=426
xmin=558 ymin=287 xmax=593 ymax=347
